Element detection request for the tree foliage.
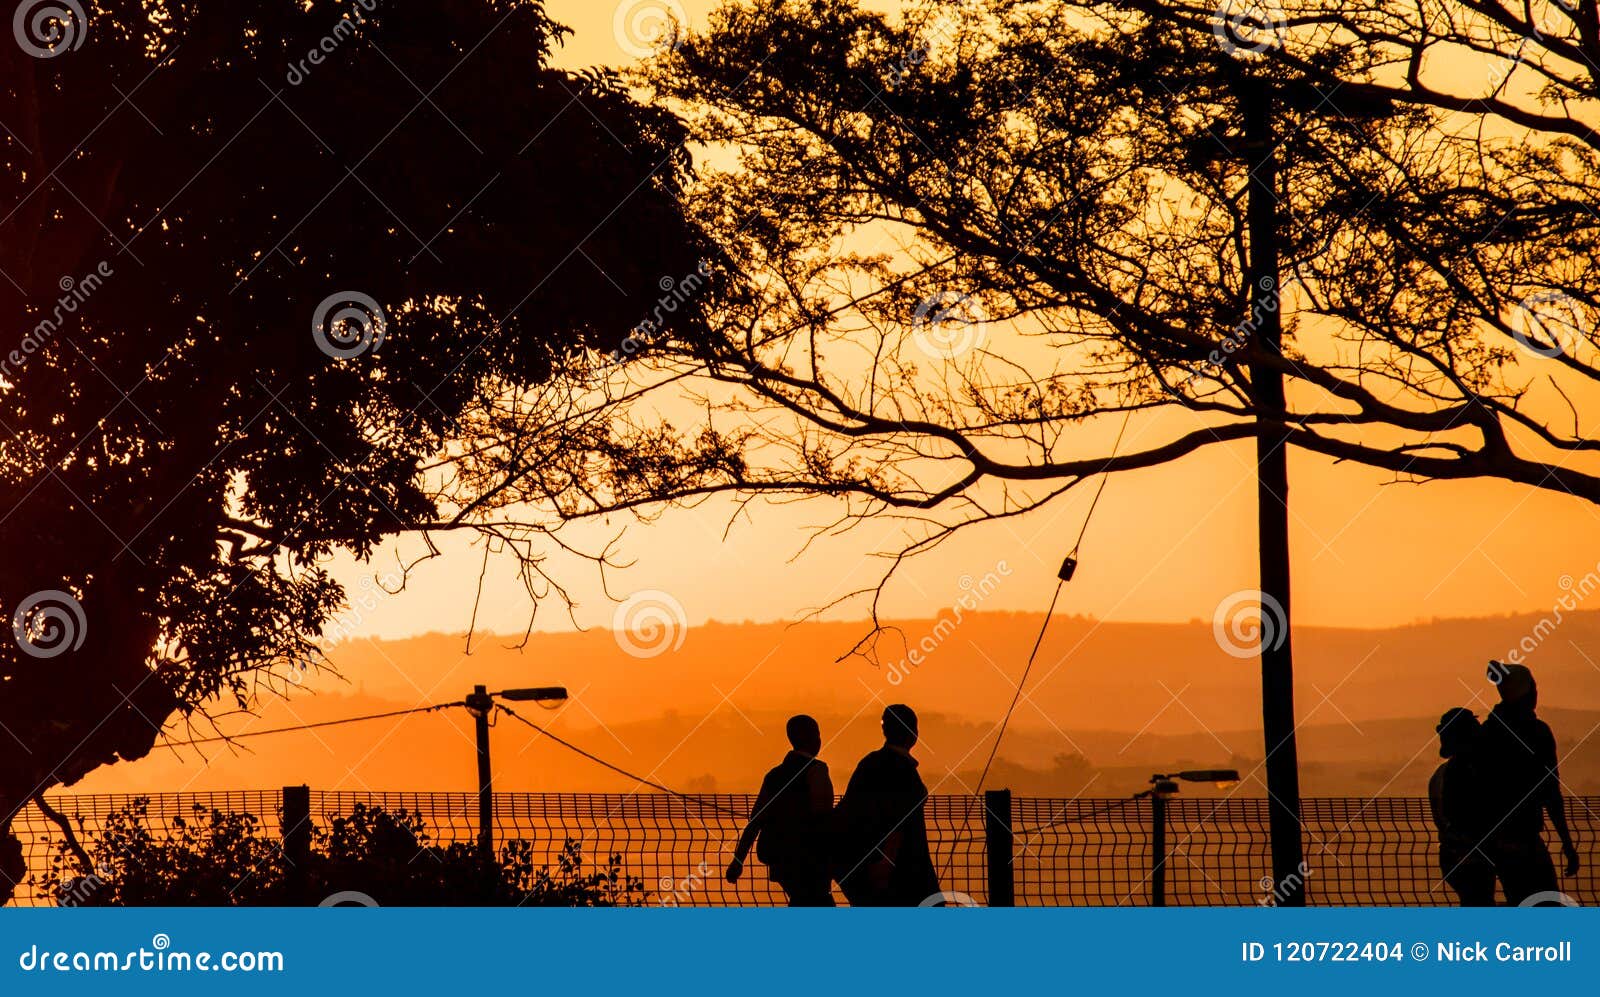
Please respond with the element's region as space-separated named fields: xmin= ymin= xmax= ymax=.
xmin=461 ymin=0 xmax=1600 ymax=629
xmin=34 ymin=799 xmax=643 ymax=906
xmin=0 ymin=0 xmax=713 ymax=898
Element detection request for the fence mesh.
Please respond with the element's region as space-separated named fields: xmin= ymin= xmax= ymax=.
xmin=7 ymin=791 xmax=1598 ymax=906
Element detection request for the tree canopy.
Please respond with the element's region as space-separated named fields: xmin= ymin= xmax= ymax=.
xmin=0 ymin=0 xmax=714 ymax=898
xmin=463 ymin=0 xmax=1600 ymax=614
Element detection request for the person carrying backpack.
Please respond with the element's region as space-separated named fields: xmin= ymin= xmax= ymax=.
xmin=726 ymin=715 xmax=835 ymax=905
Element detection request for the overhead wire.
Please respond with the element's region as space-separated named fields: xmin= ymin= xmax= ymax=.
xmin=940 ymin=410 xmax=1134 ymax=880
xmin=159 ymin=702 xmax=465 ymax=749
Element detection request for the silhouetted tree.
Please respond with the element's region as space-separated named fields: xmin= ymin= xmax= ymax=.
xmin=0 ymin=0 xmax=716 ymax=900
xmin=442 ymin=1 xmax=1600 ymax=901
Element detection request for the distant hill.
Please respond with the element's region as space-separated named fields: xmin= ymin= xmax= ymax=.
xmin=71 ymin=610 xmax=1600 ymax=799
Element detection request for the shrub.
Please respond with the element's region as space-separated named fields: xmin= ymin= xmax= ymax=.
xmin=33 ymin=799 xmax=643 ymax=907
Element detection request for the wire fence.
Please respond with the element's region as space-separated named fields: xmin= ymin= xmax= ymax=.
xmin=7 ymin=790 xmax=1598 ymax=906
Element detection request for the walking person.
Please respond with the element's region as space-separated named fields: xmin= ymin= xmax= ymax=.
xmin=726 ymin=715 xmax=836 ymax=906
xmin=834 ymin=704 xmax=940 ymax=906
xmin=1429 ymin=708 xmax=1495 ymax=906
xmin=1479 ymin=662 xmax=1580 ymax=904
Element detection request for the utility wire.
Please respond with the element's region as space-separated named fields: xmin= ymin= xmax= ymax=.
xmin=159 ymin=702 xmax=464 ymax=749
xmin=495 ymin=704 xmax=744 ymax=816
xmin=155 ymin=699 xmax=740 ymax=818
xmin=940 ymin=410 xmax=1134 ymax=879
xmin=971 ymin=408 xmax=1132 ymax=798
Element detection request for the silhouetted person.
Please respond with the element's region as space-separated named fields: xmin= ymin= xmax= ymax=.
xmin=1479 ymin=662 xmax=1580 ymax=904
xmin=834 ymin=704 xmax=940 ymax=906
xmin=1429 ymin=708 xmax=1495 ymax=906
xmin=726 ymin=714 xmax=835 ymax=906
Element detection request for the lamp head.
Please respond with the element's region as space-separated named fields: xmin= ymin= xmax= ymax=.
xmin=497 ymin=686 xmax=568 ymax=705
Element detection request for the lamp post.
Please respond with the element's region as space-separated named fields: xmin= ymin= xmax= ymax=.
xmin=1136 ymin=769 xmax=1240 ymax=907
xmin=464 ymin=684 xmax=568 ymax=860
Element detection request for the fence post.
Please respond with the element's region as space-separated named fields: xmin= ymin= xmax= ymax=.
xmin=282 ymin=785 xmax=311 ymax=905
xmin=1150 ymin=792 xmax=1167 ymax=907
xmin=983 ymin=789 xmax=1014 ymax=907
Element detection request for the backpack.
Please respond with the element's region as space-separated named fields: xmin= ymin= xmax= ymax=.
xmin=754 ymin=758 xmax=814 ymax=869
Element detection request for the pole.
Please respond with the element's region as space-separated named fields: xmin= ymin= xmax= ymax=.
xmin=467 ymin=684 xmax=494 ymax=862
xmin=1241 ymin=82 xmax=1306 ymax=906
xmin=1150 ymin=791 xmax=1167 ymax=908
xmin=281 ymin=784 xmax=311 ymax=905
xmin=983 ymin=789 xmax=1014 ymax=907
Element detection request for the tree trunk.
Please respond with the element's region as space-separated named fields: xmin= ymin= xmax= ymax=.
xmin=1243 ymin=84 xmax=1306 ymax=906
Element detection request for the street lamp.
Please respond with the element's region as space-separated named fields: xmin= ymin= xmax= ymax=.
xmin=465 ymin=684 xmax=569 ymax=859
xmin=1136 ymin=768 xmax=1241 ymax=907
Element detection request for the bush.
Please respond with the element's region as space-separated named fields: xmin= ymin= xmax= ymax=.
xmin=33 ymin=799 xmax=644 ymax=907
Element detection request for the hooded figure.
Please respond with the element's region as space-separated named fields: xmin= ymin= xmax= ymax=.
xmin=1478 ymin=662 xmax=1580 ymax=904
